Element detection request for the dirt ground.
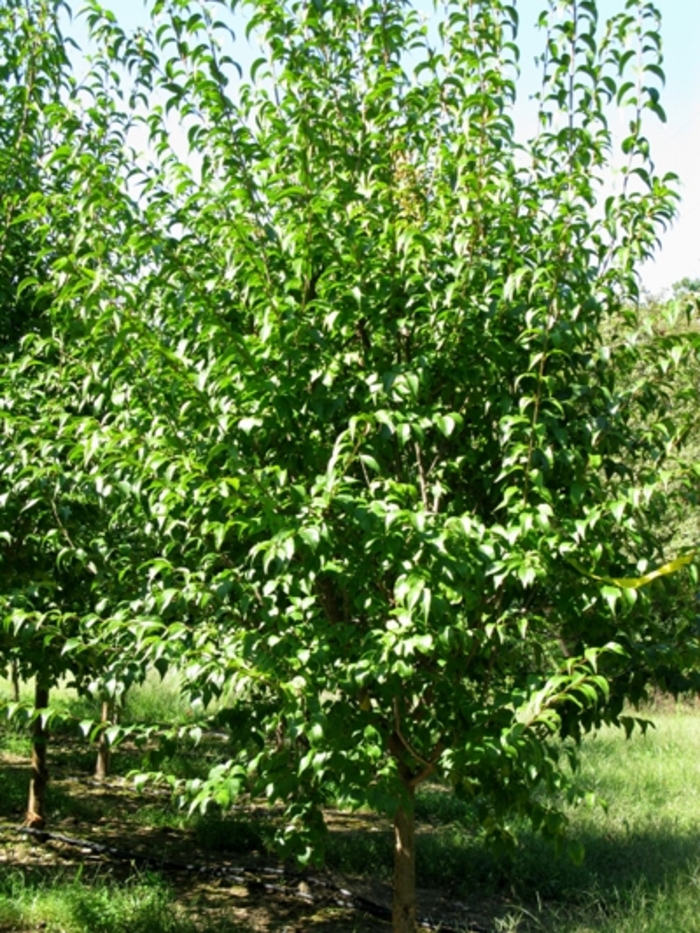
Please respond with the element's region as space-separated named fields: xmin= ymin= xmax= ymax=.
xmin=0 ymin=749 xmax=506 ymax=932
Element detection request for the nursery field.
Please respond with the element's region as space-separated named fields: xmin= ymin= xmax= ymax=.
xmin=2 ymin=684 xmax=700 ymax=933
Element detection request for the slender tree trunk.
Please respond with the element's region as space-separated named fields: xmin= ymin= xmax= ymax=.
xmin=11 ymin=661 xmax=20 ymax=703
xmin=392 ymin=778 xmax=417 ymax=933
xmin=26 ymin=678 xmax=50 ymax=829
xmin=94 ymin=699 xmax=113 ymax=780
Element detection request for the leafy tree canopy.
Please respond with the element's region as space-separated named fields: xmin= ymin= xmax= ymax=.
xmin=3 ymin=1 xmax=700 ymax=929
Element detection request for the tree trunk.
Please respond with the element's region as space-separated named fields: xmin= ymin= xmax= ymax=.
xmin=26 ymin=679 xmax=50 ymax=829
xmin=392 ymin=779 xmax=417 ymax=933
xmin=11 ymin=661 xmax=20 ymax=703
xmin=94 ymin=699 xmax=113 ymax=780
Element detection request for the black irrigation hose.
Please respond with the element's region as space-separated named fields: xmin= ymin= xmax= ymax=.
xmin=8 ymin=825 xmax=487 ymax=932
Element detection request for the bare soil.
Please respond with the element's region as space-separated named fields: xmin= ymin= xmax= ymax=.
xmin=0 ymin=747 xmax=508 ymax=932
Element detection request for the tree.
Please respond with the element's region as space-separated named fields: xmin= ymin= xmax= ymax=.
xmin=0 ymin=0 xmax=75 ymax=827
xmin=18 ymin=0 xmax=698 ymax=929
xmin=0 ymin=0 xmax=151 ymax=823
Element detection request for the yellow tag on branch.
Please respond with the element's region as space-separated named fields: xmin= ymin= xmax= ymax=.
xmin=567 ymin=553 xmax=695 ymax=589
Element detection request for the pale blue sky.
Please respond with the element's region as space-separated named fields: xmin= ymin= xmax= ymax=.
xmin=63 ymin=0 xmax=700 ymax=295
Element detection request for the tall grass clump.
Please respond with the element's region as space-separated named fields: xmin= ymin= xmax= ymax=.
xmin=0 ymin=869 xmax=207 ymax=933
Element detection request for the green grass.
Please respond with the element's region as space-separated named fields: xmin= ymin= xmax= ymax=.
xmin=520 ymin=709 xmax=700 ymax=932
xmin=120 ymin=671 xmax=203 ymax=727
xmin=0 ymin=867 xmax=244 ymax=933
xmin=457 ymin=708 xmax=700 ymax=931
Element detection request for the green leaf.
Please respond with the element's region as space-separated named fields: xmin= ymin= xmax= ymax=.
xmin=434 ymin=413 xmax=460 ymax=438
xmin=601 ymin=585 xmax=621 ymax=615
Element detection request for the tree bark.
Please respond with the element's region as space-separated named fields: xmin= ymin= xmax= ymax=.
xmin=94 ymin=699 xmax=114 ymax=780
xmin=26 ymin=678 xmax=50 ymax=829
xmin=392 ymin=778 xmax=416 ymax=933
xmin=11 ymin=661 xmax=20 ymax=703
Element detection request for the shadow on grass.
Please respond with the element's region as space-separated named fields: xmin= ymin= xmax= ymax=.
xmin=0 ymin=762 xmax=28 ymax=820
xmin=193 ymin=811 xmax=274 ymax=856
xmin=468 ymin=823 xmax=700 ymax=900
xmin=324 ymin=817 xmax=700 ymax=924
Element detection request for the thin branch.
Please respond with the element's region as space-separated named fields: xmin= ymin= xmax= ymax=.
xmin=414 ymin=442 xmax=429 ymax=509
xmin=51 ymin=497 xmax=76 ymax=551
xmin=392 ymin=696 xmax=431 ymax=770
xmin=409 ymin=740 xmax=445 ymax=789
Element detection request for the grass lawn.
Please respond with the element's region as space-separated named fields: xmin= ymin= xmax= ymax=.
xmin=2 ymin=680 xmax=700 ymax=932
xmin=517 ymin=704 xmax=700 ymax=933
